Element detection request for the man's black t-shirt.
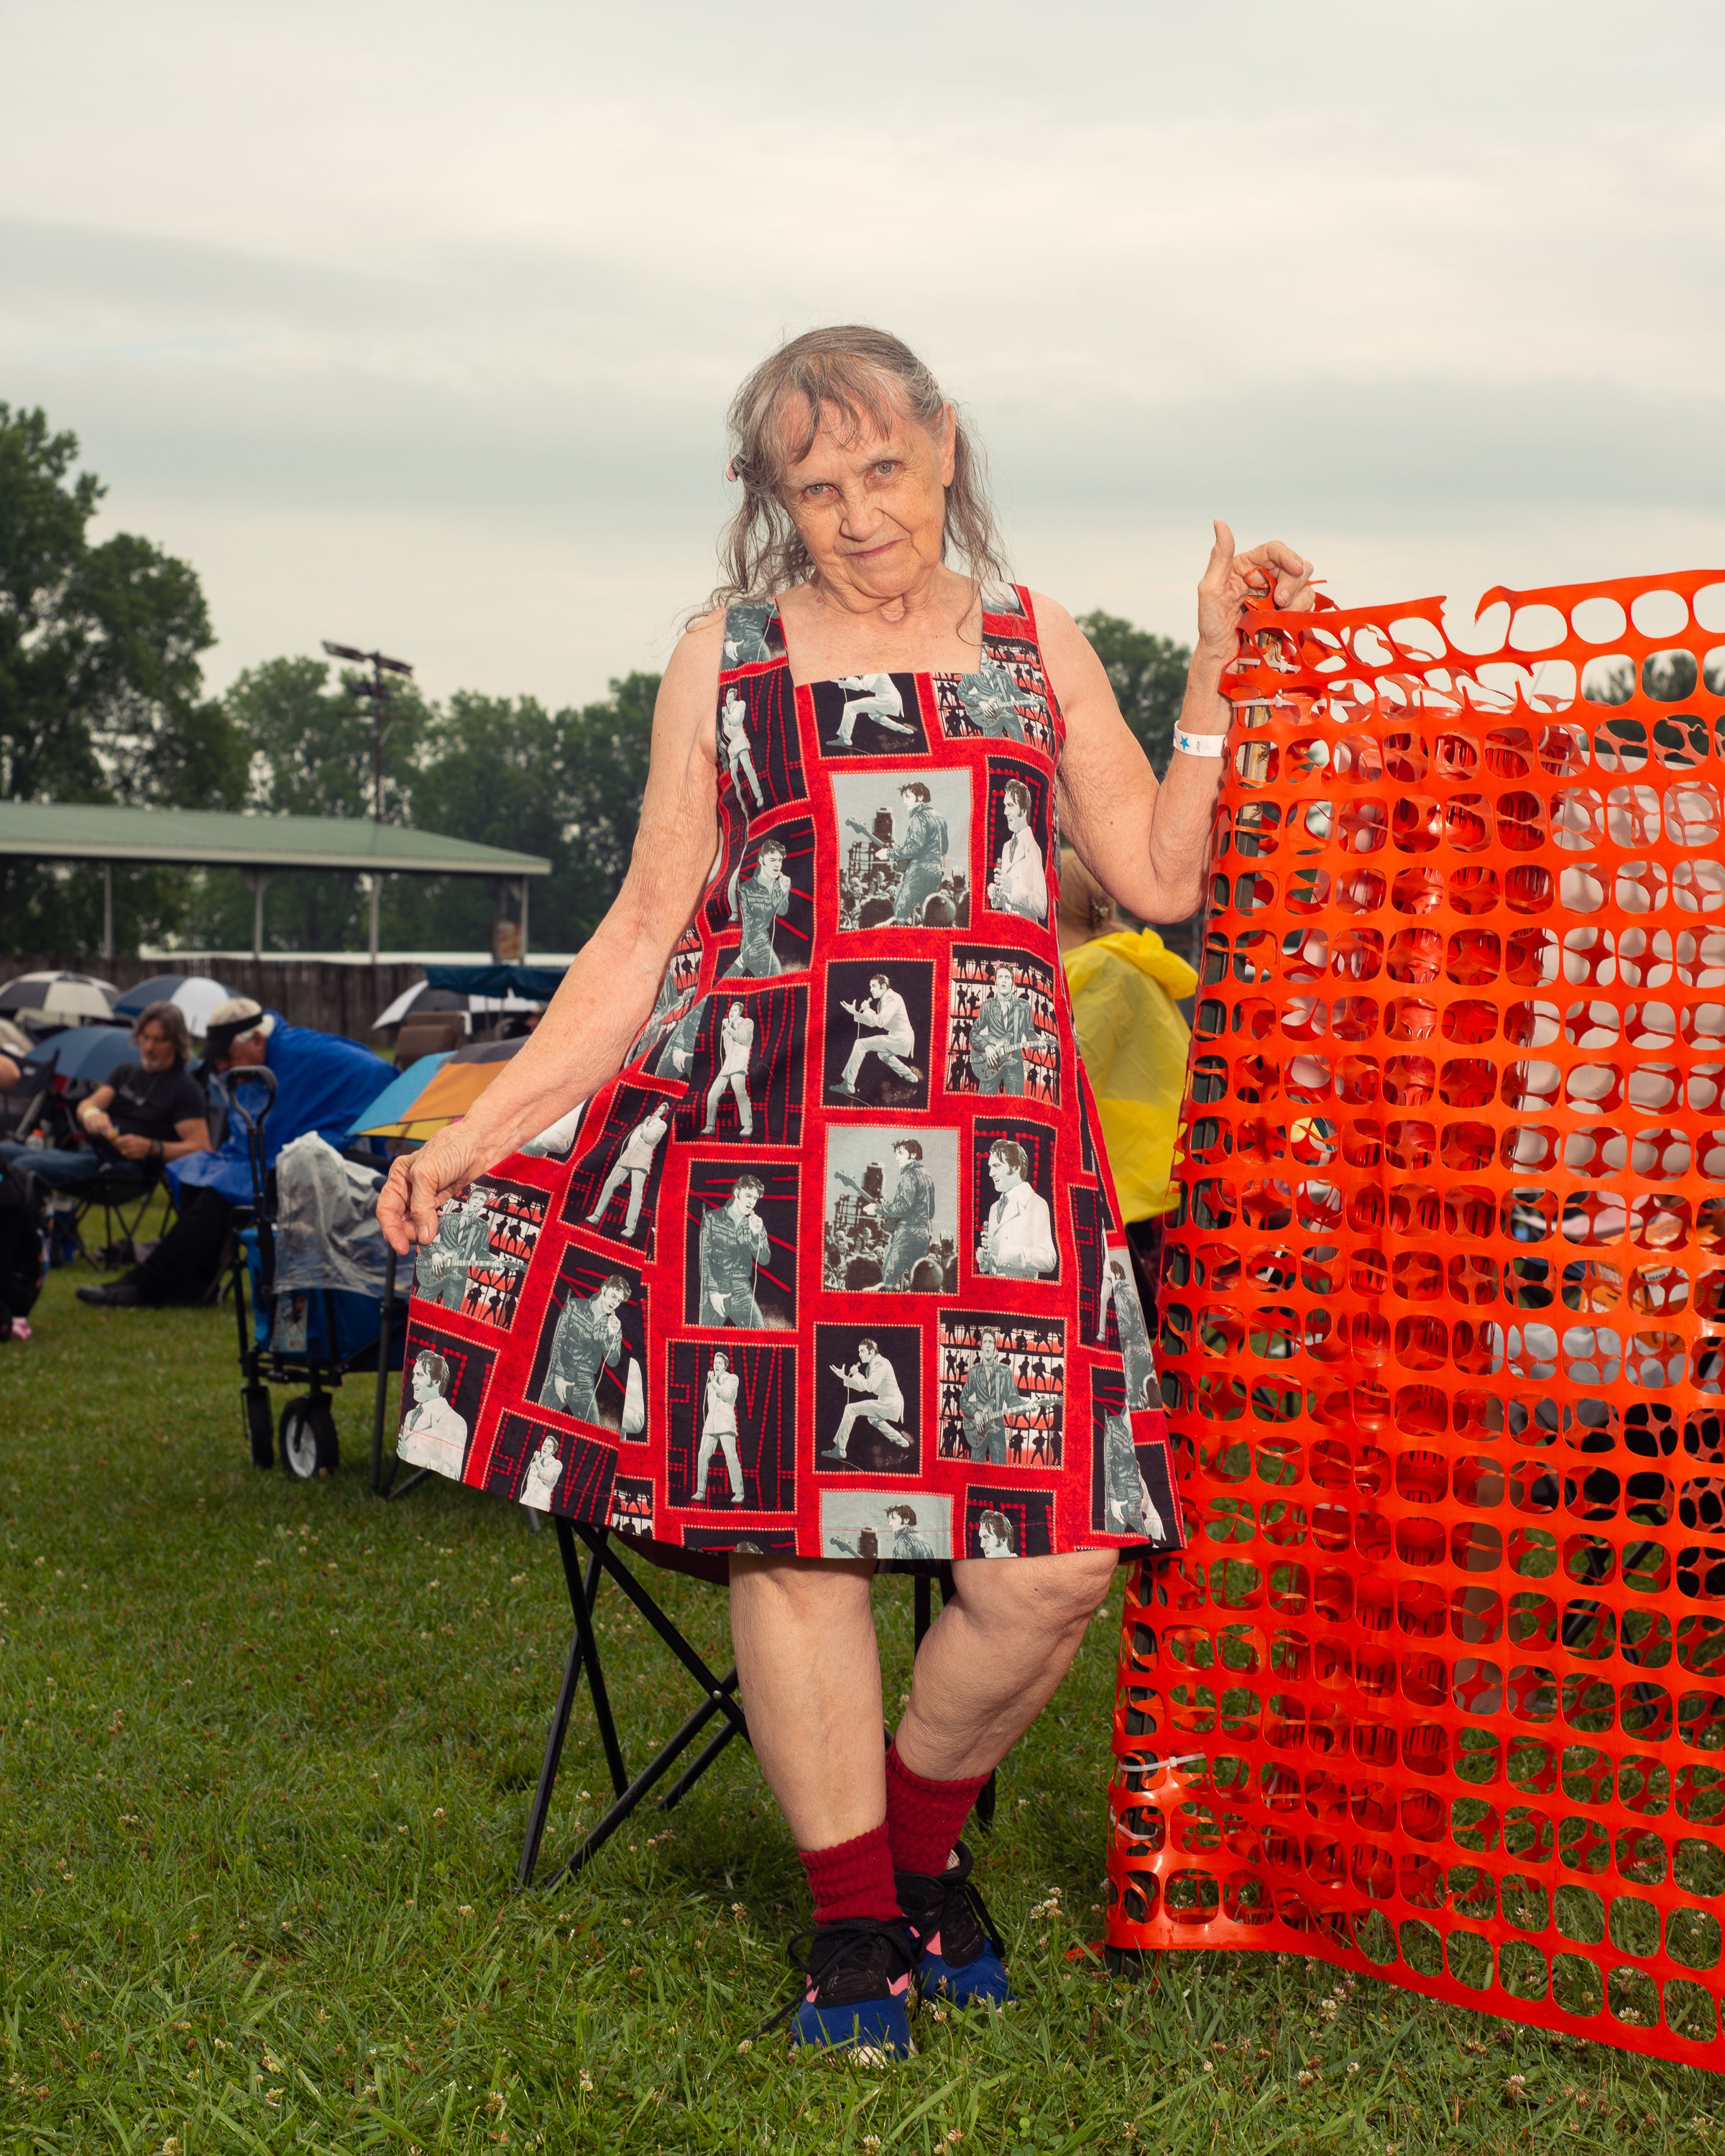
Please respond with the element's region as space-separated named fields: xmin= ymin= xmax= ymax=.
xmin=104 ymin=1061 xmax=207 ymax=1146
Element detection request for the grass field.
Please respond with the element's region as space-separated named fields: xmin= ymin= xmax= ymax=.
xmin=5 ymin=1229 xmax=1724 ymax=2153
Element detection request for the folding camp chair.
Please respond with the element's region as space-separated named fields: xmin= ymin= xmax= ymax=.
xmin=515 ymin=1521 xmax=996 ymax=1893
xmin=72 ymin=1162 xmax=169 ymax=1269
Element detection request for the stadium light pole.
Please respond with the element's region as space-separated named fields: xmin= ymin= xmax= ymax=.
xmin=322 ymin=640 xmax=413 ymax=964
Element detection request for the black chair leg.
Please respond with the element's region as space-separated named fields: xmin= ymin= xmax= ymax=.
xmin=517 ymin=1534 xmax=610 ymax=1887
xmin=573 ymin=1527 xmax=750 ymax=1746
xmin=518 ymin=1527 xmax=751 ymax=1892
xmin=660 ymin=1712 xmax=744 ymax=1812
xmin=536 ymin=1672 xmax=744 ymax=1892
xmin=557 ymin=1519 xmax=629 ymax=1800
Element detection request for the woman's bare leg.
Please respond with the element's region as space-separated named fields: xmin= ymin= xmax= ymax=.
xmin=894 ymin=1549 xmax=1118 ymax=1781
xmin=729 ymin=1554 xmax=885 ymax=1848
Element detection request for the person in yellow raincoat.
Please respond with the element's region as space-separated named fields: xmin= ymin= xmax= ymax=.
xmin=1057 ymin=847 xmax=1196 ymax=1285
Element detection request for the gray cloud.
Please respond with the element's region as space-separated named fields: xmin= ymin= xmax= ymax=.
xmin=3 ymin=0 xmax=1723 ymax=704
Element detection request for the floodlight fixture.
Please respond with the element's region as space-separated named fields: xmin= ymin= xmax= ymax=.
xmin=321 ymin=637 xmax=416 ymax=823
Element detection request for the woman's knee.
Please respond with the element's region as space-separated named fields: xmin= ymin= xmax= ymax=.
xmin=1042 ymin=1547 xmax=1121 ymax=1626
xmin=954 ymin=1547 xmax=1118 ymax=1637
xmin=730 ymin=1553 xmax=874 ymax=1623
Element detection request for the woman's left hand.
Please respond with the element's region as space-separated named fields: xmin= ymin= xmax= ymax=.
xmin=1196 ymin=520 xmax=1317 ymax=667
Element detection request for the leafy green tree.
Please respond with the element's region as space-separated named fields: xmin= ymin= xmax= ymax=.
xmin=401 ymin=673 xmax=658 ymax=953
xmin=0 ymin=403 xmax=243 ymax=950
xmin=397 ymin=691 xmax=571 ymax=952
xmin=188 ymin=656 xmax=429 ymax=951
xmin=553 ymin=671 xmax=658 ymax=943
xmin=1076 ymin=609 xmax=1190 ymax=771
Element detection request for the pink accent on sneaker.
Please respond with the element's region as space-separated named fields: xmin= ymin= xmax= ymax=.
xmin=888 ymin=1973 xmax=911 ymax=1995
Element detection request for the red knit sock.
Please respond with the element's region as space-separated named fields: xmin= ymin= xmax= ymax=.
xmin=885 ymin=1741 xmax=989 ymax=1878
xmin=798 ymin=1822 xmax=899 ymax=1926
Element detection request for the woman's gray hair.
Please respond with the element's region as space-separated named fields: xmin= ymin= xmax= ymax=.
xmin=709 ymin=325 xmax=1009 ymax=608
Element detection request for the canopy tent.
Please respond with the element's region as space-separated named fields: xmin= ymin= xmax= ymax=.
xmin=0 ymin=803 xmax=551 ymax=962
xmin=423 ymin=962 xmax=568 ymax=1000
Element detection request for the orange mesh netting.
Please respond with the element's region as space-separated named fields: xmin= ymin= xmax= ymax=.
xmin=1103 ymin=568 xmax=1725 ymax=2062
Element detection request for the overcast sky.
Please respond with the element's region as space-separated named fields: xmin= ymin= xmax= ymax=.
xmin=4 ymin=0 xmax=1723 ymax=709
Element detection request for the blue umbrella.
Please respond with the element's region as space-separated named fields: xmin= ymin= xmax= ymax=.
xmin=346 ymin=1052 xmax=453 ymax=1138
xmin=23 ymin=1024 xmax=137 ymax=1089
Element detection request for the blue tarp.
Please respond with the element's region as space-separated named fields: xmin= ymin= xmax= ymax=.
xmin=172 ymin=1014 xmax=393 ymax=1205
xmin=424 ymin=962 xmax=566 ymax=1000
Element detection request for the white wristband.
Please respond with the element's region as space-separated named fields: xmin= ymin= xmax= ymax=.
xmin=1172 ymin=724 xmax=1229 ymax=757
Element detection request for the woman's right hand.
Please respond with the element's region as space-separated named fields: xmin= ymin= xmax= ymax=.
xmin=378 ymin=1125 xmax=487 ymax=1255
xmin=1196 ymin=520 xmax=1316 ymax=667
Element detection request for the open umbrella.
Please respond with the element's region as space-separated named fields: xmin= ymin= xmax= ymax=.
xmin=347 ymin=1051 xmax=454 ymax=1137
xmin=0 ymin=971 xmax=116 ymax=1024
xmin=22 ymin=1024 xmax=137 ymax=1089
xmin=111 ymin=973 xmax=233 ymax=1036
xmin=351 ymin=1037 xmax=527 ymax=1141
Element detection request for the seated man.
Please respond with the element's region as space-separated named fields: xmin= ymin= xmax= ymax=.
xmin=0 ymin=1002 xmax=210 ymax=1192
xmin=77 ymin=997 xmax=391 ymax=1308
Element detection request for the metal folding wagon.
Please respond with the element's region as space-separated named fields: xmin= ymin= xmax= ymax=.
xmin=220 ymin=1066 xmax=407 ymax=1483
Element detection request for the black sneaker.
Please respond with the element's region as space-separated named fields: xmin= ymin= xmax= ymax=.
xmin=767 ymin=1916 xmax=919 ymax=2056
xmin=894 ymin=1841 xmax=1013 ymax=2007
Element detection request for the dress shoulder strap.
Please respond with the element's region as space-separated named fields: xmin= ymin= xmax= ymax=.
xmin=975 ymin=581 xmax=1062 ymax=748
xmin=978 ymin=581 xmax=1037 ymax=633
xmin=719 ymin=600 xmax=786 ymax=674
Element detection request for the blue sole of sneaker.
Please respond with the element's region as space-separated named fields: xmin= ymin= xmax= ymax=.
xmin=919 ymin=1948 xmax=1013 ymax=2007
xmin=789 ymin=1998 xmax=914 ymax=2057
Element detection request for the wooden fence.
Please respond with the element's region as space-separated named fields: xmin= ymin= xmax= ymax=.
xmin=3 ymin=954 xmax=429 ymax=1044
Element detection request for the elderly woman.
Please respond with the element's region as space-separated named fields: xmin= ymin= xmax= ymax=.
xmin=380 ymin=324 xmax=1315 ymax=2055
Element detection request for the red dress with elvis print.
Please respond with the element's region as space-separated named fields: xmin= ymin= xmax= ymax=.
xmin=395 ymin=585 xmax=1184 ymax=1566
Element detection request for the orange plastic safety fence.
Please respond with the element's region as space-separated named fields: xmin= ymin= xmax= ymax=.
xmin=1105 ymin=568 xmax=1725 ymax=2064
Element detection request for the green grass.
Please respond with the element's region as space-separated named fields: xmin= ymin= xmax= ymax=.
xmin=4 ymin=1225 xmax=1724 ymax=2153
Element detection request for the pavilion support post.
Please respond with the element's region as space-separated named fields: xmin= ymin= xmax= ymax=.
xmin=519 ymin=875 xmax=530 ymax=961
xmin=369 ymin=873 xmax=382 ymax=965
xmin=102 ymin=862 xmax=114 ymax=961
xmin=243 ymin=870 xmax=272 ymax=961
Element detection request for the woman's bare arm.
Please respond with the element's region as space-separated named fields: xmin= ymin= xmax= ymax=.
xmin=1041 ymin=524 xmax=1315 ymax=923
xmin=380 ymin=617 xmax=724 ymax=1252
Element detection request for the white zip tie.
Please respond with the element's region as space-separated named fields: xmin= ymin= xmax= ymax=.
xmin=1137 ymin=1752 xmax=1206 ymax=1774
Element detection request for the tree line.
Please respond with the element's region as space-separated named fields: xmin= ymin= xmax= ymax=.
xmin=0 ymin=400 xmax=1190 ymax=957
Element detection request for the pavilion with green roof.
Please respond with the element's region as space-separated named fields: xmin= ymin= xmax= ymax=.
xmin=0 ymin=803 xmax=551 ymax=959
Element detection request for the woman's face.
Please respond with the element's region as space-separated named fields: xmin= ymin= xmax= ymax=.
xmin=778 ymin=395 xmax=955 ymax=605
